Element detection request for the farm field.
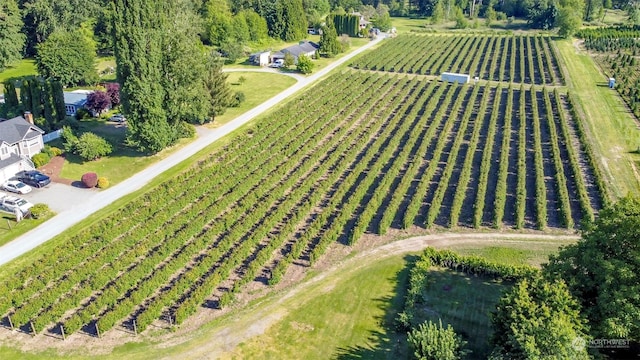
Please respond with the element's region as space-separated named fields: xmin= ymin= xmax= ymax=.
xmin=0 ymin=68 xmax=604 ymax=343
xmin=350 ymin=34 xmax=565 ymax=85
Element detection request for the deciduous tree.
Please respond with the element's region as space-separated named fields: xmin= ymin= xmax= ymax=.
xmin=36 ymin=29 xmax=98 ymax=86
xmin=296 ymin=54 xmax=314 ymax=74
xmin=86 ymin=90 xmax=111 ymax=115
xmin=490 ymin=275 xmax=590 ymax=359
xmin=545 ymin=196 xmax=640 ymax=341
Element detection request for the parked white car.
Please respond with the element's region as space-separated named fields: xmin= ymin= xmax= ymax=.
xmin=0 ymin=193 xmax=34 ymax=214
xmin=2 ymin=180 xmax=32 ymax=194
xmin=109 ymin=114 xmax=126 ymax=123
xmin=270 ymin=59 xmax=285 ymax=68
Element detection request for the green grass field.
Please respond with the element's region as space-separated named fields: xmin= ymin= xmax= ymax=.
xmin=555 ymin=40 xmax=640 ymax=198
xmin=58 ymin=120 xmax=194 ymax=185
xmin=212 ymin=72 xmax=297 ymax=126
xmin=406 ymin=267 xmax=509 ymax=358
xmin=0 ymin=213 xmax=54 ymax=248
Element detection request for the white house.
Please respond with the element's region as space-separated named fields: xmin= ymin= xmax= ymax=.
xmin=0 ymin=114 xmax=44 ymax=184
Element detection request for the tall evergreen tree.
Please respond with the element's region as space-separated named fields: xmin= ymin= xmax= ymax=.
xmin=2 ymin=80 xmax=20 ymax=110
xmin=113 ymin=0 xmax=175 ymax=152
xmin=320 ymin=17 xmax=341 ymax=57
xmin=279 ymin=0 xmax=307 ymax=41
xmin=52 ymin=80 xmax=66 ymax=122
xmin=42 ymin=80 xmax=56 ymax=126
xmin=0 ymin=0 xmax=25 ymax=71
xmin=29 ymin=78 xmax=43 ymax=118
xmin=162 ymin=0 xmax=209 ymax=124
xmin=204 ymin=55 xmax=232 ymax=122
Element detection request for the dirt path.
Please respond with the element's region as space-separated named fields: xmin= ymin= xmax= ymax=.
xmin=167 ymin=232 xmax=577 ymax=360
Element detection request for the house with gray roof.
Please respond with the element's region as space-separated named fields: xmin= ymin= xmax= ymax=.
xmin=64 ymin=91 xmax=90 ymax=116
xmin=0 ymin=114 xmax=43 ymax=184
xmin=271 ymin=41 xmax=319 ymax=63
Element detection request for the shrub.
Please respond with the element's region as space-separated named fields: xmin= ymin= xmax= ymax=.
xmin=32 ymin=152 xmax=51 ymax=168
xmin=230 ymin=91 xmax=245 ymax=107
xmin=75 ymin=108 xmax=91 ymax=120
xmin=177 ymin=121 xmax=196 ymax=139
xmin=43 ymin=145 xmax=63 ymax=157
xmin=29 ymin=203 xmax=51 ymax=219
xmin=97 ymin=177 xmax=109 ymax=188
xmin=81 ymin=172 xmax=98 ymax=188
xmin=75 ymin=132 xmax=113 ymax=161
xmin=49 ymin=146 xmax=63 ymax=156
xmin=408 ymin=319 xmax=469 ymax=360
xmin=61 ymin=126 xmax=79 ymax=153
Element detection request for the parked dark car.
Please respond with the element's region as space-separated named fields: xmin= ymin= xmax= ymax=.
xmin=15 ymin=170 xmax=51 ymax=188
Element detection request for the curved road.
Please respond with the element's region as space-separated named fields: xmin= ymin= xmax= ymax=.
xmin=0 ymin=36 xmax=384 ymax=267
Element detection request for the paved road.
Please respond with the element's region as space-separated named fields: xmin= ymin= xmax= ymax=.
xmin=0 ymin=36 xmax=384 ymax=267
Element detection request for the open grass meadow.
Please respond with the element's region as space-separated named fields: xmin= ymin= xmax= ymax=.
xmin=211 ymin=72 xmax=297 ymax=126
xmin=555 ymin=39 xmax=640 ymax=197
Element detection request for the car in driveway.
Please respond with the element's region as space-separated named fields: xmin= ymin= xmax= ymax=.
xmin=0 ymin=193 xmax=34 ymax=214
xmin=109 ymin=114 xmax=126 ymax=123
xmin=2 ymin=180 xmax=32 ymax=194
xmin=15 ymin=170 xmax=51 ymax=188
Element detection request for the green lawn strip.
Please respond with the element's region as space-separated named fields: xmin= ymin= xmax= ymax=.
xmin=445 ymin=241 xmax=564 ymax=267
xmin=0 ymin=213 xmax=54 ymax=248
xmin=0 ymin=59 xmax=37 ymax=93
xmin=226 ymin=255 xmax=411 ymax=360
xmin=210 ymin=72 xmax=297 ymax=126
xmin=555 ymin=39 xmax=640 ymax=198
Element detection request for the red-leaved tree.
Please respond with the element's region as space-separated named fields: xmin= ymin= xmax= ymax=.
xmin=105 ymin=82 xmax=120 ymax=106
xmin=86 ymin=91 xmax=111 ymax=115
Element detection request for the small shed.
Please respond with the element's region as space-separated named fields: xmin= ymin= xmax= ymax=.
xmin=249 ymin=51 xmax=270 ymax=67
xmin=441 ymin=72 xmax=470 ymax=84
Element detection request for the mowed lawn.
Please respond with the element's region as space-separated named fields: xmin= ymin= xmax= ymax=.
xmin=208 ymin=72 xmax=297 ymax=126
xmin=58 ymin=121 xmax=193 ymax=185
xmin=555 ymin=40 xmax=640 ymax=197
xmin=0 ymin=59 xmax=37 ymax=92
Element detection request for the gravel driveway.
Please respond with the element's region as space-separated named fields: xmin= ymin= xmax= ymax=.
xmin=21 ymin=183 xmax=98 ymax=213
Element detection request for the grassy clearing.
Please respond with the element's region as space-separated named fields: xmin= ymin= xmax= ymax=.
xmin=0 ymin=59 xmax=37 ymax=92
xmin=227 ymin=255 xmax=411 ymax=360
xmin=390 ymin=16 xmax=532 ymax=34
xmin=58 ymin=120 xmax=194 ymax=185
xmin=555 ymin=39 xmax=640 ymax=197
xmin=407 ymin=267 xmax=509 ymax=358
xmin=211 ymin=72 xmax=297 ymax=126
xmin=446 ymin=241 xmax=564 ymax=267
xmin=0 ymin=213 xmax=54 ymax=248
